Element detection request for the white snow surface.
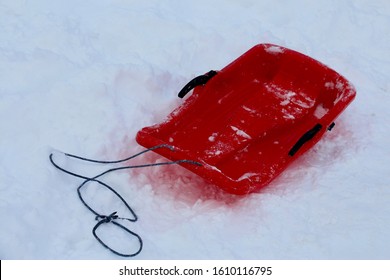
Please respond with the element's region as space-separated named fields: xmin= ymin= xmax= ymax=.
xmin=1 ymin=0 xmax=390 ymax=260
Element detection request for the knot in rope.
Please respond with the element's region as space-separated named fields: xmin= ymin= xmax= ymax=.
xmin=96 ymin=212 xmax=118 ymax=223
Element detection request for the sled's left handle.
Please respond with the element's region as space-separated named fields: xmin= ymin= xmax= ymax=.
xmin=178 ymin=70 xmax=218 ymax=98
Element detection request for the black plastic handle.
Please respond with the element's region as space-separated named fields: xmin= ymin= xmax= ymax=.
xmin=178 ymin=70 xmax=217 ymax=98
xmin=289 ymin=123 xmax=323 ymax=156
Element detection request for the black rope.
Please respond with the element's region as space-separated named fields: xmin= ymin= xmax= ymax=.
xmin=49 ymin=144 xmax=202 ymax=257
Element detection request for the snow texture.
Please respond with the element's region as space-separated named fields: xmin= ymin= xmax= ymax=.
xmin=1 ymin=0 xmax=390 ymax=260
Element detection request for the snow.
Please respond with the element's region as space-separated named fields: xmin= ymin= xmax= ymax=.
xmin=314 ymin=104 xmax=329 ymax=119
xmin=242 ymin=105 xmax=257 ymax=114
xmin=231 ymin=126 xmax=252 ymax=140
xmin=1 ymin=0 xmax=390 ymax=260
xmin=208 ymin=133 xmax=218 ymax=143
xmin=237 ymin=173 xmax=258 ymax=182
xmin=265 ymin=45 xmax=284 ymax=54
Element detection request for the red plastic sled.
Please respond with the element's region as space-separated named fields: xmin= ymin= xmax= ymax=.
xmin=136 ymin=44 xmax=356 ymax=195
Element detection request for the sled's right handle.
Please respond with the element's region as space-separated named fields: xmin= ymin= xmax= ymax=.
xmin=289 ymin=123 xmax=323 ymax=156
xmin=178 ymin=70 xmax=218 ymax=98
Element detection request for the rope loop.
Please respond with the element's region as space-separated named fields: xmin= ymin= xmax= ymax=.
xmin=49 ymin=144 xmax=201 ymax=257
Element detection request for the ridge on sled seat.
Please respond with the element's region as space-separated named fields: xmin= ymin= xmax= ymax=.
xmin=136 ymin=44 xmax=356 ymax=195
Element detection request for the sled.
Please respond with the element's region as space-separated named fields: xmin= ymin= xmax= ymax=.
xmin=136 ymin=44 xmax=356 ymax=195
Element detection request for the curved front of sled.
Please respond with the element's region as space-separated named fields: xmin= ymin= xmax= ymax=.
xmin=136 ymin=44 xmax=356 ymax=195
